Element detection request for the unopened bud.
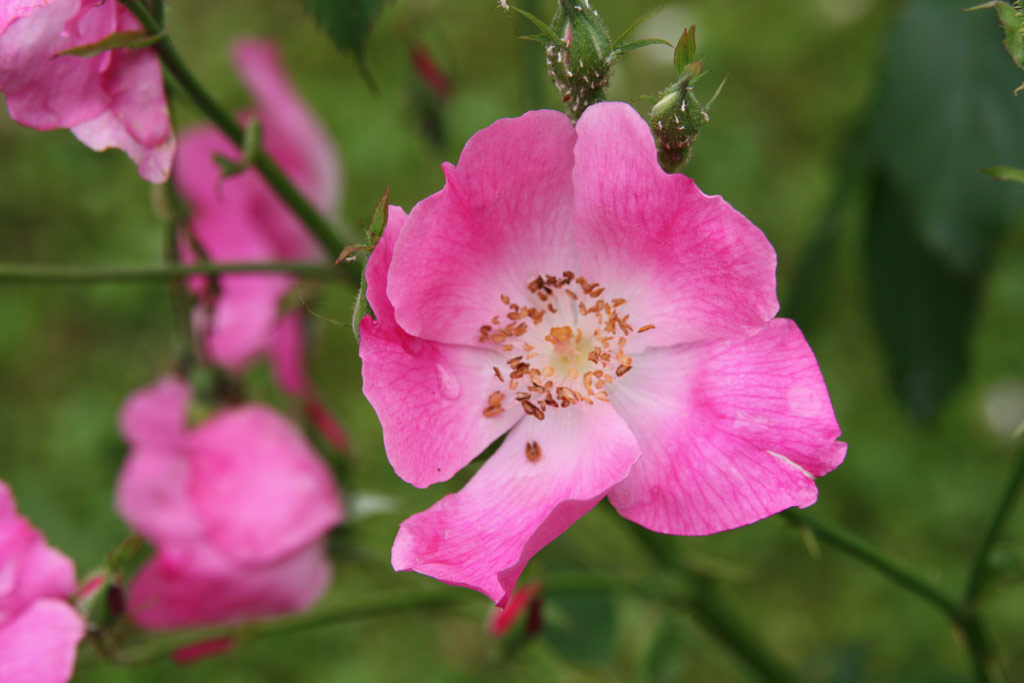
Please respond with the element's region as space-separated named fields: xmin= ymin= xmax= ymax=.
xmin=545 ymin=0 xmax=612 ymax=120
xmin=649 ymin=25 xmax=722 ymax=172
xmin=650 ymin=82 xmax=708 ymax=171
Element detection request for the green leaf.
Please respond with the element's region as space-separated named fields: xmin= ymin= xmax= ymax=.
xmin=860 ymin=0 xmax=1024 ymax=416
xmin=56 ymin=30 xmax=163 ymax=58
xmin=968 ymin=1 xmax=1024 ymax=71
xmin=542 ymin=592 xmax=616 ymax=666
xmin=367 ymin=186 xmax=390 ymax=242
xmin=865 ymin=174 xmax=981 ymax=420
xmin=302 ymin=0 xmax=391 ymax=87
xmin=866 ymin=0 xmax=1024 ymax=275
xmin=984 ymin=164 xmax=1024 ymax=183
xmin=673 ymin=25 xmax=697 ymax=75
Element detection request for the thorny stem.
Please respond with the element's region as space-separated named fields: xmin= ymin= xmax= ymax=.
xmin=0 ymin=262 xmax=344 ymax=284
xmin=121 ymin=0 xmax=346 ymax=259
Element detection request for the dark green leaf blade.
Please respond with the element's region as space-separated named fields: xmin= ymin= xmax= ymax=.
xmin=865 ymin=173 xmax=981 ymax=420
xmin=302 ymin=0 xmax=391 ymax=87
xmin=866 ymin=0 xmax=1024 ymax=275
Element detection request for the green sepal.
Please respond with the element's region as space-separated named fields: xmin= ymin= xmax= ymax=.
xmin=508 ymin=6 xmax=564 ymax=46
xmin=983 ymin=164 xmax=1024 ymax=183
xmin=613 ymin=38 xmax=672 ymax=55
xmin=611 ymin=6 xmax=664 ymax=48
xmin=674 ymin=25 xmax=698 ymax=74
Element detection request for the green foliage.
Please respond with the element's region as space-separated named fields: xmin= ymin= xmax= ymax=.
xmin=542 ymin=592 xmax=617 ymax=667
xmin=302 ymin=0 xmax=390 ymax=86
xmin=969 ymin=0 xmax=1024 ymax=90
xmin=862 ymin=0 xmax=1024 ymax=417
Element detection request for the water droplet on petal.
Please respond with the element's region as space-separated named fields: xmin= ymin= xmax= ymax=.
xmin=435 ymin=364 xmax=461 ymax=400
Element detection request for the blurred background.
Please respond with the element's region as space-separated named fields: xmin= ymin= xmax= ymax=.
xmin=2 ymin=0 xmax=1023 ymax=680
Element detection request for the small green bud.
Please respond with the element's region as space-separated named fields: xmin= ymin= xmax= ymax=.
xmin=650 ymin=85 xmax=707 ymax=171
xmin=649 ymin=25 xmax=723 ymax=172
xmin=546 ymin=0 xmax=613 ymax=120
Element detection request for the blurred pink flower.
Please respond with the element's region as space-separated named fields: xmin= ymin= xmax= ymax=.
xmin=115 ymin=375 xmax=344 ymax=629
xmin=360 ymin=102 xmax=846 ymax=605
xmin=176 ymin=39 xmax=341 ymax=398
xmin=0 ymin=0 xmax=175 ymax=182
xmin=0 ymin=480 xmax=85 ymax=683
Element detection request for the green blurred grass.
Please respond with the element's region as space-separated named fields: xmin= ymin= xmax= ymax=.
xmin=2 ymin=0 xmax=1023 ymax=680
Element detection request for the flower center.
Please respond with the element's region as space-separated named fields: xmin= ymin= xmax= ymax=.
xmin=480 ymin=272 xmax=654 ymax=421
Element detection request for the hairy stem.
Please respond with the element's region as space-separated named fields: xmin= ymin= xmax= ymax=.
xmin=121 ymin=0 xmax=345 ymax=257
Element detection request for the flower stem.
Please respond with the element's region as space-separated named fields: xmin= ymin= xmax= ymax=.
xmin=0 ymin=262 xmax=344 ymax=284
xmin=120 ymin=0 xmax=345 ymax=258
xmin=964 ymin=440 xmax=1024 ymax=605
xmin=89 ymin=575 xmax=684 ymax=667
xmin=782 ymin=509 xmax=999 ymax=682
xmin=781 ymin=509 xmax=962 ymax=618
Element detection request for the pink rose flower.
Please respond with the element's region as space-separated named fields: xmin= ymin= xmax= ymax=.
xmin=0 ymin=480 xmax=85 ymax=683
xmin=115 ymin=376 xmax=344 ymax=629
xmin=359 ymin=102 xmax=846 ymax=605
xmin=0 ymin=0 xmax=175 ymax=182
xmin=176 ymin=39 xmax=341 ymax=396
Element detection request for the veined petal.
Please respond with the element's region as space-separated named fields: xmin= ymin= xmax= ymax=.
xmin=0 ymin=599 xmax=84 ymax=683
xmin=607 ymin=319 xmax=846 ymax=534
xmin=388 ymin=110 xmax=578 ymax=347
xmin=361 ymin=207 xmax=519 ymax=486
xmin=573 ymin=102 xmax=778 ymax=351
xmin=391 ymin=403 xmax=641 ymax=605
xmin=360 ymin=320 xmax=518 ymax=487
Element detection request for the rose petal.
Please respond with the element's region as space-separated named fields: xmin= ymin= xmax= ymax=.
xmin=233 ymin=39 xmax=341 ymax=214
xmin=117 ymin=375 xmax=190 ymax=451
xmin=607 ymin=319 xmax=846 ymax=534
xmin=388 ymin=110 xmax=578 ymax=347
xmin=361 ymin=206 xmax=519 ymax=486
xmin=188 ymin=405 xmax=343 ymax=564
xmin=128 ymin=542 xmax=332 ymax=629
xmin=0 ymin=599 xmax=84 ymax=683
xmin=268 ymin=310 xmax=309 ymax=397
xmin=573 ymin=102 xmax=778 ymax=351
xmin=392 ymin=402 xmax=640 ymax=605
xmin=115 ymin=447 xmax=204 ymax=546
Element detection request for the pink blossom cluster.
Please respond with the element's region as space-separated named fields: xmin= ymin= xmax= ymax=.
xmin=0 ymin=481 xmax=84 ymax=683
xmin=176 ymin=40 xmax=342 ymax=399
xmin=0 ymin=0 xmax=175 ymax=182
xmin=115 ymin=376 xmax=344 ymax=629
xmin=360 ymin=102 xmax=846 ymax=605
